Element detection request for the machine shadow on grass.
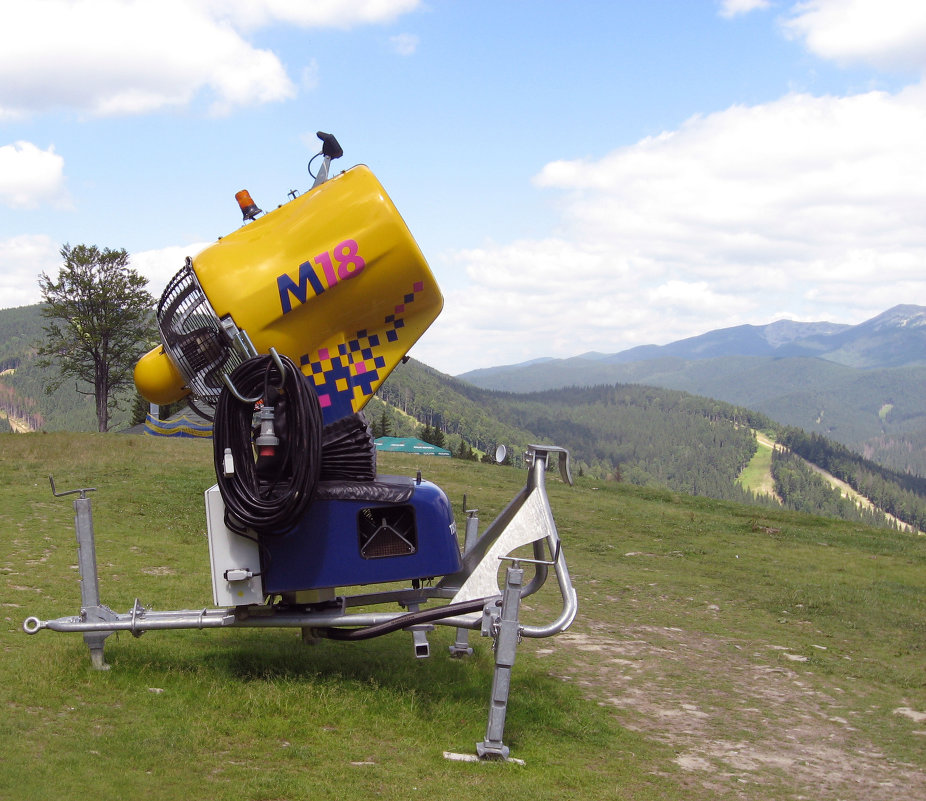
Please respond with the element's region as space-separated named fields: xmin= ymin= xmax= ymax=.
xmin=95 ymin=624 xmax=613 ymax=749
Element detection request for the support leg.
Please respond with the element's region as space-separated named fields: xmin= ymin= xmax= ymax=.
xmin=72 ymin=495 xmax=115 ymax=670
xmin=477 ymin=563 xmax=523 ymax=760
xmin=449 ymin=509 xmax=479 ymax=657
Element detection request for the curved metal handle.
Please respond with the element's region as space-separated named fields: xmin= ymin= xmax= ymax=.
xmin=221 ymin=348 xmax=286 ymax=404
xmin=48 ymin=475 xmax=95 ymax=499
xmin=527 ymin=445 xmax=573 ymax=486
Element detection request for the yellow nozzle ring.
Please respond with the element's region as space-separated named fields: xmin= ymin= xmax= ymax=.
xmin=134 ymin=345 xmax=190 ymax=405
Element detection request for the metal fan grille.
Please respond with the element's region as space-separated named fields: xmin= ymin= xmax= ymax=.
xmin=156 ymin=261 xmax=246 ymax=411
xmin=358 ymin=506 xmax=417 ymax=559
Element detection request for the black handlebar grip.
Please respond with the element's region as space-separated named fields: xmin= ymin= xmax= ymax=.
xmin=316 ymin=131 xmax=343 ymax=159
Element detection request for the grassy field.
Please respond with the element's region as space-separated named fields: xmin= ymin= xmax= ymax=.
xmin=736 ymin=430 xmax=778 ymax=501
xmin=1 ymin=432 xmax=924 ymax=800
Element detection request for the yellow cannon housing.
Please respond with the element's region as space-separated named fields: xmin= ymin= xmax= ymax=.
xmin=135 ymin=164 xmax=443 ymax=421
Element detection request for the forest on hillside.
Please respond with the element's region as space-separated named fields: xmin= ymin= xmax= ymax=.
xmin=464 ymin=353 xmax=926 ymax=479
xmin=0 ymin=305 xmax=49 ymax=430
xmin=778 ymin=427 xmax=926 ymax=532
xmin=770 ymin=449 xmax=894 ymax=528
xmin=376 ymin=361 xmax=778 ymax=505
xmin=493 ymin=384 xmax=772 ymax=503
xmin=0 ymin=303 xmax=135 ymax=431
xmin=375 ymin=362 xmax=926 ymax=525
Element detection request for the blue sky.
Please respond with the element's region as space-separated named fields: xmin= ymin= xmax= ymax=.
xmin=2 ymin=0 xmax=926 ymax=374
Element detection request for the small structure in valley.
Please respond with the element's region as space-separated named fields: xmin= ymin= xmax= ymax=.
xmin=375 ymin=436 xmax=451 ymax=456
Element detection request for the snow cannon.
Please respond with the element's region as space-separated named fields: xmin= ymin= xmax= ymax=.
xmin=25 ymin=133 xmax=578 ymax=762
xmin=134 ymin=139 xmax=442 ymax=423
xmin=136 ymin=131 xmax=458 ymax=604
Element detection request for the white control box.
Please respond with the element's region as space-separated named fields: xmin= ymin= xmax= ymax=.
xmin=204 ymin=485 xmax=265 ymax=606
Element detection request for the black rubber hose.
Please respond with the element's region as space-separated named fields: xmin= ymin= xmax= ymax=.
xmin=213 ymin=354 xmax=322 ymax=534
xmin=317 ymin=596 xmax=493 ymax=641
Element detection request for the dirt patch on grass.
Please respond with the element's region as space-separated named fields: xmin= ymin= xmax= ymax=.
xmin=535 ymin=625 xmax=924 ymax=800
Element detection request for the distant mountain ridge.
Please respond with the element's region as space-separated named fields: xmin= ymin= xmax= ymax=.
xmin=467 ymin=305 xmax=926 ymax=377
xmin=458 ymin=305 xmax=926 ymax=475
xmin=586 ymin=318 xmax=851 ymax=364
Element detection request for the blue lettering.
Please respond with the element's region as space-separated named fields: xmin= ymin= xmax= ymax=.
xmin=277 ymin=260 xmax=325 ymax=313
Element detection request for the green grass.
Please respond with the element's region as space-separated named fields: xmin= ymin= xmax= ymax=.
xmin=736 ymin=432 xmax=777 ymax=499
xmin=2 ymin=433 xmax=925 ymax=800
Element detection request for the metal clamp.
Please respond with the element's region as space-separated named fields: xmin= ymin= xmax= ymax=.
xmin=129 ymin=599 xmax=146 ymax=638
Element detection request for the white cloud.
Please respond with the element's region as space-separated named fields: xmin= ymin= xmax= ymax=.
xmin=0 ymin=0 xmax=423 ymax=117
xmin=418 ymin=83 xmax=926 ymax=374
xmin=719 ymin=0 xmax=772 ymax=19
xmin=390 ymin=33 xmax=420 ymax=56
xmin=204 ymin=0 xmax=422 ymax=30
xmin=0 ymin=235 xmax=212 ymax=308
xmin=131 ymin=243 xmax=213 ymax=301
xmin=0 ymin=235 xmax=60 ymax=307
xmin=0 ymin=1 xmax=293 ymax=116
xmin=301 ymin=60 xmax=321 ymax=92
xmin=538 ymin=88 xmax=926 ymax=259
xmin=783 ymin=0 xmax=926 ymax=72
xmin=0 ymin=238 xmax=211 ymax=311
xmin=0 ymin=142 xmax=67 ymax=209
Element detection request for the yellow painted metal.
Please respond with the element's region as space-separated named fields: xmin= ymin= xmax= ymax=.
xmin=134 ymin=345 xmax=190 ymax=405
xmin=136 ymin=165 xmax=442 ymax=415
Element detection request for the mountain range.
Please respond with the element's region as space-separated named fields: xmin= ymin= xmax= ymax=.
xmin=6 ymin=301 xmax=926 ymax=529
xmin=464 ymin=304 xmax=926 ymax=375
xmin=4 ymin=301 xmax=926 ymax=479
xmin=458 ymin=305 xmax=926 ymax=475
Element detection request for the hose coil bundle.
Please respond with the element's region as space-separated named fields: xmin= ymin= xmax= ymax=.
xmin=213 ymin=353 xmax=322 ymax=534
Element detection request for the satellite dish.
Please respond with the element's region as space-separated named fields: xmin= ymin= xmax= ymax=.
xmin=495 ymin=445 xmax=507 ymax=464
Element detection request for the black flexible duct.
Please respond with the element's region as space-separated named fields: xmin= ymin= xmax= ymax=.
xmin=318 ymin=596 xmax=492 ymax=641
xmin=213 ymin=354 xmax=323 ymax=534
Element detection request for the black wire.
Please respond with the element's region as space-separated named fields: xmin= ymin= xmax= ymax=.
xmin=223 ymin=511 xmax=273 ymax=575
xmin=307 ymin=152 xmax=322 ymax=181
xmin=213 ymin=354 xmax=322 ymax=535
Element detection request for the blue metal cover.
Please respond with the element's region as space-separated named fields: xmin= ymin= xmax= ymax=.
xmin=261 ymin=478 xmax=461 ymax=593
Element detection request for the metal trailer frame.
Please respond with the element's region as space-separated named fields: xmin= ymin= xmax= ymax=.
xmin=24 ymin=445 xmax=578 ymax=761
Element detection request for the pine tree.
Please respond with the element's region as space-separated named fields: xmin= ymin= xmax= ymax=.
xmin=378 ymin=407 xmax=392 ymax=438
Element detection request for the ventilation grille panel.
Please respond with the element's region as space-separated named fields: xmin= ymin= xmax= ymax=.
xmin=358 ymin=506 xmax=417 ymax=559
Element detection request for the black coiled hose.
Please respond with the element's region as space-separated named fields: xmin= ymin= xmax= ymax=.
xmin=213 ymin=354 xmax=322 ymax=534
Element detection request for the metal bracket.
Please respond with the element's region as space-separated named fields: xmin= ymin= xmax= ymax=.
xmin=438 ymin=446 xmax=578 ymax=640
xmin=403 ymin=602 xmax=432 ymax=658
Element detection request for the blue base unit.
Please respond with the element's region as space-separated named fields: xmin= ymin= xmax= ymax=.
xmin=260 ymin=475 xmax=461 ymax=594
